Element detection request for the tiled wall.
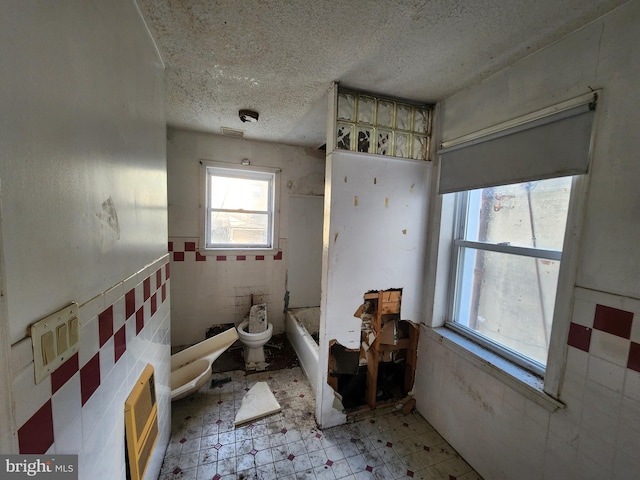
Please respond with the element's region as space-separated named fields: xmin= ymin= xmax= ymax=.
xmin=168 ymin=237 xmax=286 ymax=346
xmin=552 ymin=287 xmax=640 ymax=476
xmin=414 ymin=287 xmax=640 ymax=479
xmin=11 ymin=255 xmax=172 ymax=480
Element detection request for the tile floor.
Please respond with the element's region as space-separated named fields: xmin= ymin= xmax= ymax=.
xmin=160 ymin=367 xmax=482 ymax=480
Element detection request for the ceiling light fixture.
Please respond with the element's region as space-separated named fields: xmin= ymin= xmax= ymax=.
xmin=239 ymin=109 xmax=259 ymax=123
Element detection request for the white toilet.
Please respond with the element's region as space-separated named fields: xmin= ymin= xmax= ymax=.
xmin=237 ymin=303 xmax=273 ymax=367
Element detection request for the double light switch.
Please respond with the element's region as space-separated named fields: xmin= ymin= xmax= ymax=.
xmin=30 ymin=303 xmax=80 ymax=384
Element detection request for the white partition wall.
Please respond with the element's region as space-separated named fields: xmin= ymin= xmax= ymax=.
xmin=317 ymin=149 xmax=431 ymax=427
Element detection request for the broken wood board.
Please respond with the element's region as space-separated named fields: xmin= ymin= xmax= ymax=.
xmin=234 ymin=382 xmax=281 ymax=426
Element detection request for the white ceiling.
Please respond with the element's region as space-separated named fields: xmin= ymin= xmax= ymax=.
xmin=138 ymin=0 xmax=627 ymax=148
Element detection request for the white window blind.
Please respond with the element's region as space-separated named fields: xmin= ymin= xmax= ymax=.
xmin=438 ymin=96 xmax=597 ymax=194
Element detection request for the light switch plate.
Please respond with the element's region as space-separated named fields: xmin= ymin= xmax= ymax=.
xmin=30 ymin=303 xmax=80 ymax=384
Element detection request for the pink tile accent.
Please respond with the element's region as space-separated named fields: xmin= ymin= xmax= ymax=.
xmin=350 ymin=438 xmax=357 ymax=443
xmin=143 ymin=277 xmax=151 ymax=301
xmin=250 ymin=449 xmax=258 ymax=455
xmin=216 ymin=256 xmax=226 ymax=261
xmin=195 ymin=252 xmax=207 ymax=261
xmin=281 ymin=428 xmax=287 ymax=434
xmin=136 ymin=307 xmax=144 ymax=335
xmin=151 ymin=293 xmax=157 ymax=316
xmin=80 ymin=353 xmax=101 ymax=406
xmin=593 ymin=304 xmax=634 ymax=339
xmin=156 ymin=268 xmax=162 ymax=289
xmin=114 ymin=325 xmax=126 ymax=363
xmin=185 ymin=242 xmax=196 ymax=251
xmin=256 ymin=255 xmax=265 ymax=261
xmin=315 ymin=433 xmax=322 ymax=438
xmin=173 ymin=252 xmax=185 ymax=262
xmin=162 ymin=283 xmax=167 ymax=302
xmin=168 ymin=241 xmax=173 ymax=252
xmin=237 ymin=255 xmax=246 ymax=261
xmin=407 ymin=471 xmax=414 ymax=478
xmin=98 ymin=306 xmax=114 ymax=347
xmin=214 ymin=443 xmax=222 ymax=450
xmin=386 ymin=442 xmax=393 ymax=448
xmin=567 ymin=322 xmax=592 ymax=352
xmin=326 ymin=460 xmax=333 ymax=466
xmin=366 ymin=465 xmax=373 ymax=472
xmin=213 ymin=475 xmax=221 ymax=480
xmin=628 ymin=342 xmax=640 ymax=372
xmin=287 ymin=454 xmax=295 ymax=461
xmin=179 ymin=438 xmax=187 ymax=444
xmin=274 ymin=251 xmax=283 ymax=260
xmin=166 ymin=263 xmax=170 ymax=279
xmin=51 ymin=352 xmax=79 ymax=395
xmin=18 ymin=400 xmax=54 ymax=454
xmin=125 ymin=288 xmax=136 ymax=320
xmin=172 ymin=467 xmax=181 ymax=475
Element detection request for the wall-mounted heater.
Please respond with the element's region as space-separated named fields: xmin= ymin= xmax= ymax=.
xmin=125 ymin=364 xmax=158 ymax=480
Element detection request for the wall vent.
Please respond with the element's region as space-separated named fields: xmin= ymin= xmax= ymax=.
xmin=221 ymin=127 xmax=245 ymax=138
xmin=125 ymin=364 xmax=158 ymax=480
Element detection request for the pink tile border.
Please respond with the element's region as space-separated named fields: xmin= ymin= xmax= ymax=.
xmin=16 ymin=259 xmax=171 ymax=453
xmin=17 ymin=400 xmax=54 ymax=454
xmin=593 ymin=304 xmax=633 ymax=339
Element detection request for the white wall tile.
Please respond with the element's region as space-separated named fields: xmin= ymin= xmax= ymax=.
xmin=589 ymin=330 xmax=631 ymax=367
xmin=587 ymin=355 xmax=626 ymax=393
xmin=623 ymin=369 xmax=640 ymax=402
xmin=51 ymin=373 xmax=81 ymax=445
xmin=12 ymin=363 xmax=52 ymax=427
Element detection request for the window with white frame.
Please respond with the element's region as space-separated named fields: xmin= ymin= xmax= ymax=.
xmin=203 ymin=164 xmax=278 ymax=250
xmin=449 ymin=176 xmax=573 ymax=375
xmin=438 ymin=93 xmax=597 ymax=379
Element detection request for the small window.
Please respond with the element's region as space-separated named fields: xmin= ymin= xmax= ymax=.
xmin=448 ymin=176 xmax=573 ymax=375
xmin=203 ymin=165 xmax=278 ymax=250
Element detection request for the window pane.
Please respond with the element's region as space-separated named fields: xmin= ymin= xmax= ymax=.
xmin=210 ymin=176 xmax=270 ymax=211
xmin=210 ymin=212 xmax=269 ymax=246
xmin=455 ymin=248 xmax=560 ymax=365
xmin=463 ymin=177 xmax=572 ymax=250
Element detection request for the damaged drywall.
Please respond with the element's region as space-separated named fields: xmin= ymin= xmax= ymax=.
xmin=325 ymin=289 xmax=419 ymax=414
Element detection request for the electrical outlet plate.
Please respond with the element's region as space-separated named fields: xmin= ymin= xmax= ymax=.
xmin=30 ymin=303 xmax=80 ymax=384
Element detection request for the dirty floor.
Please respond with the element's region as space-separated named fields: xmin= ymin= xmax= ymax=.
xmin=160 ymin=366 xmax=483 ymax=479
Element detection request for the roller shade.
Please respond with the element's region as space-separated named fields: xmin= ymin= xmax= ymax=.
xmin=438 ymin=101 xmax=596 ymax=194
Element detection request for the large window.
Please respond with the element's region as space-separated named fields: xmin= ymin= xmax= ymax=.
xmin=437 ymin=92 xmax=597 ymax=388
xmin=448 ymin=177 xmax=573 ymax=375
xmin=203 ymin=165 xmax=277 ymax=250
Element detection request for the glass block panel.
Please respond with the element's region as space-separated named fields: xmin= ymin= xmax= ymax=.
xmin=396 ymin=104 xmax=413 ymax=131
xmin=357 ymin=96 xmax=376 ymax=124
xmin=357 ymin=126 xmax=373 ymax=153
xmin=377 ymin=100 xmax=394 ymax=128
xmin=395 ymin=133 xmax=410 ymax=158
xmin=411 ymin=135 xmax=427 ymax=160
xmin=338 ymin=93 xmax=355 ymax=121
xmin=376 ymin=129 xmax=392 ymax=156
xmin=413 ymin=107 xmax=428 ymax=134
xmin=336 ymin=122 xmax=353 ymax=150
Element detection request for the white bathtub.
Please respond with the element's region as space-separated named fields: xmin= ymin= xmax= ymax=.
xmin=286 ymin=307 xmax=320 ymax=394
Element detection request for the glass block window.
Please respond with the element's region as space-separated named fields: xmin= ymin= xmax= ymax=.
xmin=336 ymin=89 xmax=432 ymax=160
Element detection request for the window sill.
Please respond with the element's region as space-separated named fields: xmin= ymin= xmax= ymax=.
xmin=424 ymin=325 xmax=565 ymax=412
xmin=198 ymin=248 xmax=280 ymax=256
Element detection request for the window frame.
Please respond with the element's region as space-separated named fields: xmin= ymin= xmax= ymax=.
xmin=199 ymin=160 xmax=281 ymax=253
xmin=445 ymin=178 xmax=575 ymax=377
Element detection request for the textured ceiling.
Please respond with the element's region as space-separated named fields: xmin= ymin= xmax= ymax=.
xmin=138 ymin=0 xmax=627 ymax=148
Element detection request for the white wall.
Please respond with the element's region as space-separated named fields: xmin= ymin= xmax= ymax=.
xmin=318 ymin=150 xmax=431 ymax=428
xmin=166 ymin=128 xmax=325 ymax=346
xmin=0 ymin=1 xmax=170 ymax=479
xmin=416 ymin=2 xmax=640 ymax=478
